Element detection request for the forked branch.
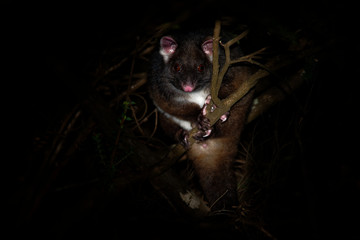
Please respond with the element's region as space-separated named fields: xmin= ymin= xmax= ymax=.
xmin=206 ymin=20 xmax=266 ymax=127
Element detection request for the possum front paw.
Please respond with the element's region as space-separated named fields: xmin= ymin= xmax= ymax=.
xmin=193 ymin=95 xmax=213 ymax=141
xmin=193 ymin=95 xmax=230 ymax=141
xmin=194 ymin=113 xmax=212 ymax=141
xmin=201 ymin=95 xmax=230 ymax=122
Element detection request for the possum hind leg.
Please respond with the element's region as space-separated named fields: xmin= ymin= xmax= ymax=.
xmin=188 ymin=137 xmax=239 ymax=211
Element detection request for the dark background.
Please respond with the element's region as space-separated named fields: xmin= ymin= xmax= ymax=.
xmin=4 ymin=0 xmax=359 ymax=239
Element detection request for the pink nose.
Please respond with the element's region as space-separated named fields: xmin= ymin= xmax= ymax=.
xmin=182 ymin=85 xmax=194 ymax=92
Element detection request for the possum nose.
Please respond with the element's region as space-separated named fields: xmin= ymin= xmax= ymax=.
xmin=182 ymin=84 xmax=195 ymax=92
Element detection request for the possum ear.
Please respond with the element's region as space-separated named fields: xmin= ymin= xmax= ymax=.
xmin=160 ymin=36 xmax=177 ymax=63
xmin=202 ymin=38 xmax=213 ymax=61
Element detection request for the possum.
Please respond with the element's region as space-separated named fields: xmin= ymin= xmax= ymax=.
xmin=148 ymin=29 xmax=255 ymax=212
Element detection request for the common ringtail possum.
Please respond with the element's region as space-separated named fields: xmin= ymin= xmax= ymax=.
xmin=148 ymin=29 xmax=255 ymax=211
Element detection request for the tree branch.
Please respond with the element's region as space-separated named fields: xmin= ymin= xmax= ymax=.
xmin=205 ymin=21 xmax=266 ymax=130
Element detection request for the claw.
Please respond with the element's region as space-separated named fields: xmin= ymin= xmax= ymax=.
xmin=193 ymin=94 xmax=216 ymax=142
xmin=204 ymin=95 xmax=212 ymax=105
xmin=195 ymin=111 xmax=212 ymax=141
xmin=193 ymin=129 xmax=211 ymax=141
xmin=203 ymin=129 xmax=212 ymax=137
xmin=202 ymin=95 xmax=212 ymax=116
xmin=176 ymin=129 xmax=190 ymax=149
xmin=220 ymin=112 xmax=229 ymax=122
xmin=202 ymin=105 xmax=207 ymax=116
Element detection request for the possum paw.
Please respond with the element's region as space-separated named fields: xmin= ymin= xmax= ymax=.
xmin=194 ymin=94 xmax=229 ymax=141
xmin=194 ymin=107 xmax=213 ymax=141
xmin=193 ymin=129 xmax=212 ymax=141
xmin=201 ymin=95 xmax=212 ymax=116
xmin=202 ymin=94 xmax=229 ymax=123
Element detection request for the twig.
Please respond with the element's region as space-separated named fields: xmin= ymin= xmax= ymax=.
xmin=209 ymin=189 xmax=229 ymax=210
xmin=111 ymin=76 xmax=147 ymax=107
xmin=247 ymin=68 xmax=306 ymax=123
xmin=210 ymin=21 xmax=222 ymax=107
xmin=216 ymin=29 xmax=249 ymax=105
xmin=100 ymin=22 xmax=175 ymax=79
xmin=45 ymin=107 xmax=82 ymax=168
xmin=129 ymin=93 xmax=148 ymax=136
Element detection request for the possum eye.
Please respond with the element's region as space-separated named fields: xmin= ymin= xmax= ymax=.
xmin=173 ymin=63 xmax=182 ymax=72
xmin=197 ymin=64 xmax=205 ymax=72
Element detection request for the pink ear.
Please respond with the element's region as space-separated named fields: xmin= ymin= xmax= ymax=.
xmin=160 ymin=36 xmax=177 ymax=55
xmin=202 ymin=39 xmax=213 ymax=56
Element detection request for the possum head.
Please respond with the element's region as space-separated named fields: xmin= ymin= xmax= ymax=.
xmin=159 ymin=35 xmax=213 ymax=92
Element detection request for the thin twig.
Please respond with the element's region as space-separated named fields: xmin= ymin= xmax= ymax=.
xmin=230 ymin=47 xmax=266 ymax=65
xmin=129 ymin=94 xmax=148 ymax=136
xmin=111 ymin=76 xmax=147 ymax=107
xmin=210 ymin=20 xmax=222 ymax=107
xmin=209 ymin=189 xmax=229 ymax=210
xmin=149 ymin=108 xmax=159 ymax=138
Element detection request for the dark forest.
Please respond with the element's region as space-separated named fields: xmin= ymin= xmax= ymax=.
xmin=5 ymin=0 xmax=360 ymax=239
